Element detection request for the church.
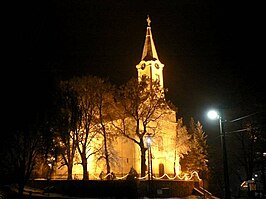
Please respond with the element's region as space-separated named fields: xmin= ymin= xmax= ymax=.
xmin=52 ymin=16 xmax=180 ymax=180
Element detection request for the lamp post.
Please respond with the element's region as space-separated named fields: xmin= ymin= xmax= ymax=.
xmin=147 ymin=134 xmax=152 ymax=180
xmin=208 ymin=110 xmax=231 ymax=199
xmin=146 ymin=133 xmax=153 ymax=197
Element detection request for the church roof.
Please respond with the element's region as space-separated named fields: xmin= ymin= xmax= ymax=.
xmin=141 ymin=16 xmax=159 ymax=61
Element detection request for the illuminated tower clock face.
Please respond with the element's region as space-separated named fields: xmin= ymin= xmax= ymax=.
xmin=155 ymin=63 xmax=159 ymax=69
xmin=141 ymin=63 xmax=146 ymax=70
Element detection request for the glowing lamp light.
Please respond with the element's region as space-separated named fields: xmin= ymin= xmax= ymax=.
xmin=207 ymin=110 xmax=220 ymax=120
xmin=147 ymin=136 xmax=152 ymax=146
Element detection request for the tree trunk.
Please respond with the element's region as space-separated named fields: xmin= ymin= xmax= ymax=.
xmin=102 ymin=125 xmax=111 ymax=180
xmin=140 ymin=138 xmax=147 ymax=177
xmin=105 ymin=141 xmax=111 ymax=180
xmin=82 ymin=154 xmax=89 ymax=180
xmin=141 ymin=148 xmax=146 ymax=177
xmin=67 ymin=164 xmax=73 ymax=180
xmin=18 ymin=182 xmax=25 ymax=199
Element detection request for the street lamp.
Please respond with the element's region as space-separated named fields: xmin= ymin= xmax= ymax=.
xmin=147 ymin=134 xmax=153 ymax=180
xmin=207 ymin=110 xmax=231 ymax=199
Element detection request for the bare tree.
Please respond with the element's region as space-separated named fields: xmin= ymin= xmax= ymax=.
xmin=114 ymin=77 xmax=175 ymax=177
xmin=228 ymin=112 xmax=266 ymax=187
xmin=68 ymin=76 xmax=116 ymax=180
xmin=67 ymin=76 xmax=99 ymax=180
xmin=0 ymin=119 xmax=45 ymax=198
xmin=53 ymin=81 xmax=80 ymax=180
xmin=92 ymin=77 xmax=118 ymax=180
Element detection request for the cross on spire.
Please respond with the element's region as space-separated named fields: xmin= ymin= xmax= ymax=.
xmin=147 ymin=15 xmax=151 ymax=27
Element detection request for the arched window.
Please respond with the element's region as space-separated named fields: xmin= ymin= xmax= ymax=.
xmin=159 ymin=163 xmax=164 ymax=177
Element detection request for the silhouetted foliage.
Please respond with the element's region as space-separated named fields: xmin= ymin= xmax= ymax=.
xmin=180 ymin=118 xmax=208 ymax=176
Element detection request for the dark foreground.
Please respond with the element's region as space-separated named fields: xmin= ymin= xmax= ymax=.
xmin=1 ymin=179 xmax=217 ymax=199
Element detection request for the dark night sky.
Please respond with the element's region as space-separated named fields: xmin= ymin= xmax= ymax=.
xmin=5 ymin=1 xmax=265 ymax=134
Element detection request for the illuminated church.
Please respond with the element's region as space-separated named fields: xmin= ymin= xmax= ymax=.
xmin=53 ymin=16 xmax=179 ymax=180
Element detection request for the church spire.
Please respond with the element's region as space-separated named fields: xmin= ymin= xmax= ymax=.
xmin=141 ymin=15 xmax=159 ymax=61
xmin=136 ymin=15 xmax=165 ymax=88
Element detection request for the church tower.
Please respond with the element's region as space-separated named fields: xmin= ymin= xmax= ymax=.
xmin=49 ymin=15 xmax=179 ymax=180
xmin=136 ymin=15 xmax=164 ymax=88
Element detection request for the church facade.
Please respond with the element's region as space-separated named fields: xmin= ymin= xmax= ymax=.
xmin=52 ymin=16 xmax=179 ymax=180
